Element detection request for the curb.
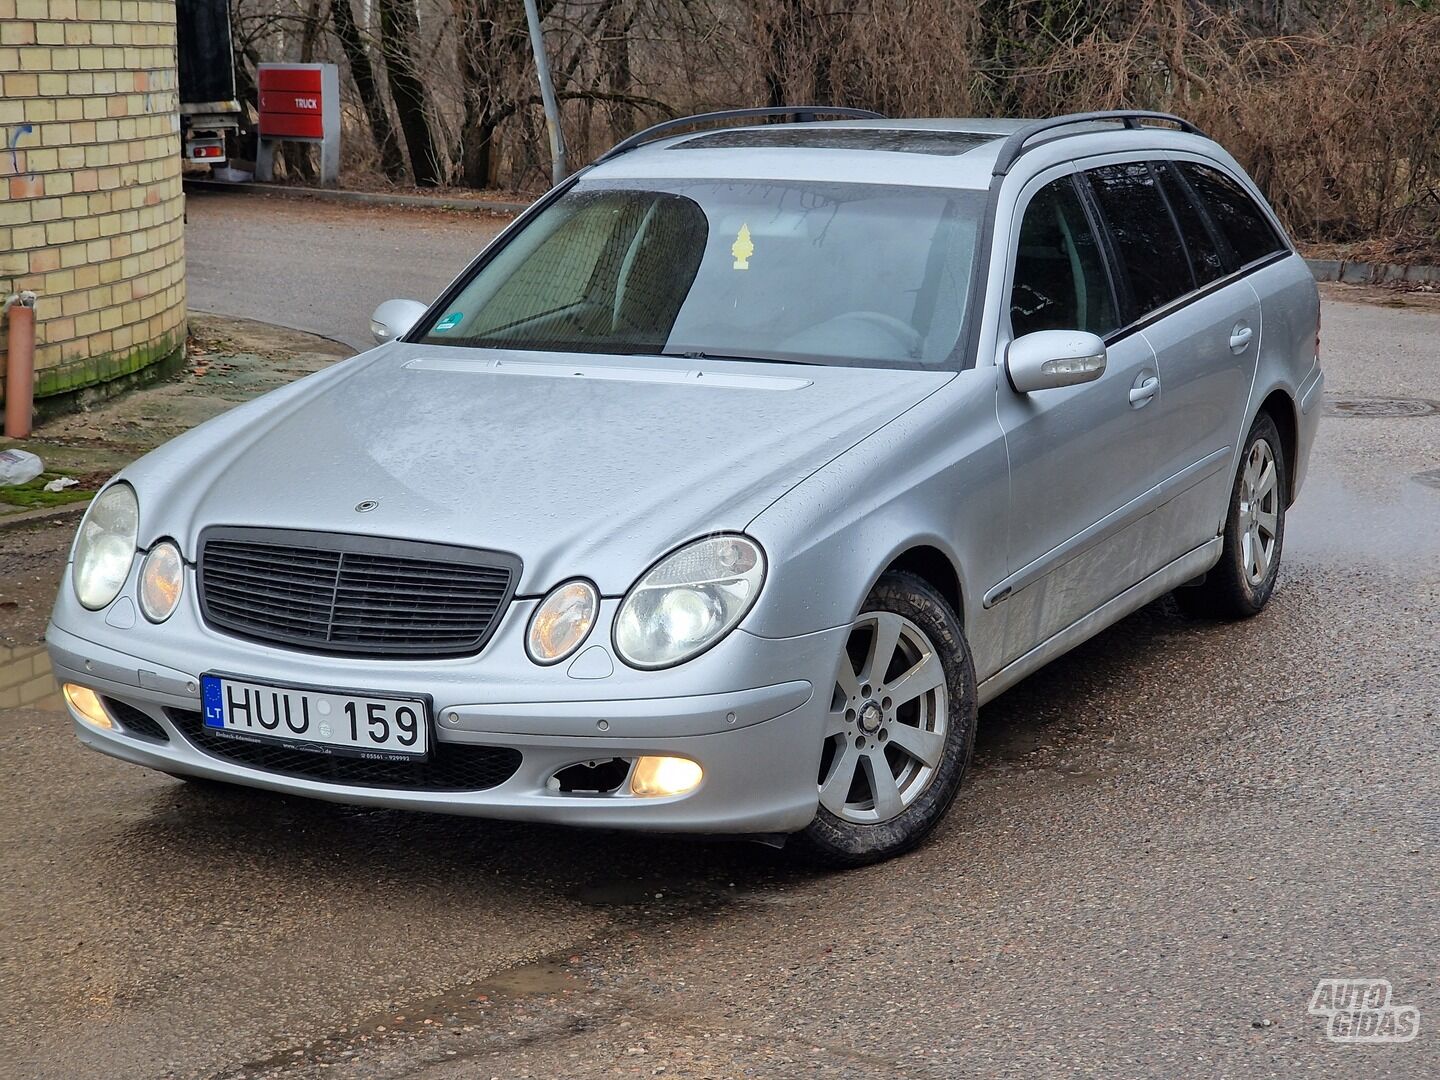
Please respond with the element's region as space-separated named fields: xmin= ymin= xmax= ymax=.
xmin=183 ymin=178 xmax=530 ymax=216
xmin=1306 ymin=258 xmax=1440 ymax=285
xmin=0 ymin=500 xmax=89 ymax=532
xmin=189 ymin=308 xmax=357 ymax=357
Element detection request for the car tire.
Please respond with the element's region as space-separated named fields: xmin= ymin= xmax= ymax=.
xmin=796 ymin=571 xmax=977 ymax=868
xmin=1176 ymin=411 xmax=1287 ymax=619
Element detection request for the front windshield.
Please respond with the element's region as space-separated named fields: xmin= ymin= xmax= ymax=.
xmin=418 ymin=179 xmax=984 ymax=368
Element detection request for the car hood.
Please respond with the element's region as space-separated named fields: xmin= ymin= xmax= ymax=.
xmin=124 ymin=343 xmax=952 ymax=594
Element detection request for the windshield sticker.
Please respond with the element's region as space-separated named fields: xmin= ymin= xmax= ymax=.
xmin=731 ymin=223 xmax=754 ymax=270
xmin=434 ymin=312 xmax=463 ymax=332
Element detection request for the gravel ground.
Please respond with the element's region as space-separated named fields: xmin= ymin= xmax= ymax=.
xmin=0 ymin=520 xmax=70 ymax=649
xmin=1 ymin=211 xmax=1435 ymax=1078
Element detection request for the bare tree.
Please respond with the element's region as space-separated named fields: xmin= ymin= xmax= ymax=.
xmin=451 ymin=0 xmax=670 ymax=189
xmin=330 ymin=0 xmax=408 ymax=179
xmin=600 ymin=0 xmax=638 ymax=135
xmin=378 ymin=0 xmax=444 ymax=185
xmin=223 ymin=0 xmax=1439 ymax=254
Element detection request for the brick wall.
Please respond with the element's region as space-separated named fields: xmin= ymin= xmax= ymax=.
xmin=0 ymin=0 xmax=186 ymax=404
xmin=0 ymin=644 xmax=61 ymax=710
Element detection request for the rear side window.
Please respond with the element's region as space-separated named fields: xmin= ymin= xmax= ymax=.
xmin=1175 ymin=162 xmax=1286 ymax=267
xmin=1156 ymin=162 xmax=1226 ymax=287
xmin=1083 ymin=162 xmax=1193 ymax=317
xmin=1010 ymin=176 xmax=1117 ymax=338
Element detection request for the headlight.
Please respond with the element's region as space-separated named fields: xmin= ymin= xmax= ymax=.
xmin=526 ymin=579 xmax=598 ymax=664
xmin=139 ymin=540 xmax=184 ymax=622
xmin=73 ymin=483 xmax=138 ymax=610
xmin=614 ymin=535 xmax=765 ymax=669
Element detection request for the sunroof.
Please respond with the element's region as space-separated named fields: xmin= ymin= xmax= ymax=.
xmin=672 ymin=127 xmax=1000 ymax=156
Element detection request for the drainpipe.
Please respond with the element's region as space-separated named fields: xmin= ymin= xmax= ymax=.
xmin=4 ymin=291 xmax=37 ymax=439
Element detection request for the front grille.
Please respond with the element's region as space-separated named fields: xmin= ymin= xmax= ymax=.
xmin=104 ymin=697 xmax=170 ymax=742
xmin=197 ymin=527 xmax=521 ymax=658
xmin=167 ymin=709 xmax=523 ymax=791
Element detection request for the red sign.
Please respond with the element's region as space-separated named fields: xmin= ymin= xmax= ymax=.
xmin=258 ymin=66 xmax=326 ymax=140
xmin=255 ymin=63 xmax=340 ymax=182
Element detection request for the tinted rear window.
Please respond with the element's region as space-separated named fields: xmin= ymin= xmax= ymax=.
xmin=1084 ymin=162 xmax=1193 ymax=317
xmin=1176 ymin=162 xmax=1286 ymax=267
xmin=1156 ymin=162 xmax=1226 ymax=287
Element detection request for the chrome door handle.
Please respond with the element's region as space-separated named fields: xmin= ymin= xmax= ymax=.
xmin=1229 ymin=324 xmax=1254 ymax=351
xmin=1129 ymin=376 xmax=1159 ymax=406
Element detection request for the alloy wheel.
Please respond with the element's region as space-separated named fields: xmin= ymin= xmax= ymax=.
xmin=818 ymin=611 xmax=948 ymax=824
xmin=1238 ymin=438 xmax=1280 ymax=587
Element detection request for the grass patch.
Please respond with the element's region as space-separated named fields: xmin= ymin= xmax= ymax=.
xmin=0 ymin=472 xmax=97 ymax=509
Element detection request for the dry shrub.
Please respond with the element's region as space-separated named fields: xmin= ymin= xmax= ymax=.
xmin=1190 ymin=6 xmax=1440 ymax=253
xmin=1010 ymin=0 xmax=1440 ymax=251
xmin=751 ymin=0 xmax=1440 ymax=254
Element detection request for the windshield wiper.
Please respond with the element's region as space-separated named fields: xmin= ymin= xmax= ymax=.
xmin=664 ymin=350 xmax=810 ymax=366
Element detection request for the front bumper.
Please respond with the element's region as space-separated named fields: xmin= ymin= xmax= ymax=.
xmin=46 ymin=595 xmax=843 ymax=834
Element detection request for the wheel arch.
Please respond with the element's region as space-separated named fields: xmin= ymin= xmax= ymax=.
xmin=1257 ymin=387 xmax=1299 ymax=506
xmin=876 ymin=544 xmax=966 ymax=628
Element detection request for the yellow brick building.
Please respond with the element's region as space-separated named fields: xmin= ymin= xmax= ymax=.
xmin=0 ymin=0 xmax=185 ymax=408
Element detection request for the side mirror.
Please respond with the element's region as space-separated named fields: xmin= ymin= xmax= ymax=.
xmin=1006 ymin=330 xmax=1107 ymax=394
xmin=369 ymin=299 xmax=429 ymax=345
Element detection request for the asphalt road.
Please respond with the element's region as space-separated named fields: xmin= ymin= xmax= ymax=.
xmin=1 ymin=193 xmax=1436 ymax=1078
xmin=183 ymin=189 xmax=510 ymax=352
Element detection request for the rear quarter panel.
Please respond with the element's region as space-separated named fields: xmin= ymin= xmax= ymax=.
xmin=1245 ymin=253 xmax=1321 ymax=501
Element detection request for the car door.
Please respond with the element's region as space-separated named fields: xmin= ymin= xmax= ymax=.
xmin=1168 ymin=157 xmax=1296 ymax=513
xmin=991 ymin=168 xmax=1163 ymax=665
xmin=1082 ymin=159 xmax=1264 ymax=565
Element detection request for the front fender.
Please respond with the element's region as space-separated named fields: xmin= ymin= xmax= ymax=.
xmin=743 ymin=368 xmax=1011 ymax=679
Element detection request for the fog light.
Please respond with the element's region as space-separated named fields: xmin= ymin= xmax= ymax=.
xmin=630 ymin=755 xmax=702 ymax=798
xmin=63 ymin=683 xmax=114 ymax=730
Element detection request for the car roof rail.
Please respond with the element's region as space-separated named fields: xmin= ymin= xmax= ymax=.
xmin=991 ymin=110 xmax=1207 ymax=177
xmin=593 ymin=106 xmax=888 ymax=164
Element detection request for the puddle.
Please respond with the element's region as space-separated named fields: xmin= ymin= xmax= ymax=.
xmin=476 ymin=955 xmax=580 ymax=998
xmin=230 ymin=950 xmax=593 ymax=1077
xmin=0 ymin=644 xmax=63 ymax=713
xmin=1286 ymin=473 xmax=1440 ymax=562
xmin=1324 ymin=395 xmax=1440 ymax=418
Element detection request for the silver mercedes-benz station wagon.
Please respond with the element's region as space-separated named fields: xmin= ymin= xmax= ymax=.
xmin=48 ymin=109 xmax=1322 ymax=864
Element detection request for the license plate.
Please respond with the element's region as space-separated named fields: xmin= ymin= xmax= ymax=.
xmin=200 ymin=674 xmax=430 ymax=760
